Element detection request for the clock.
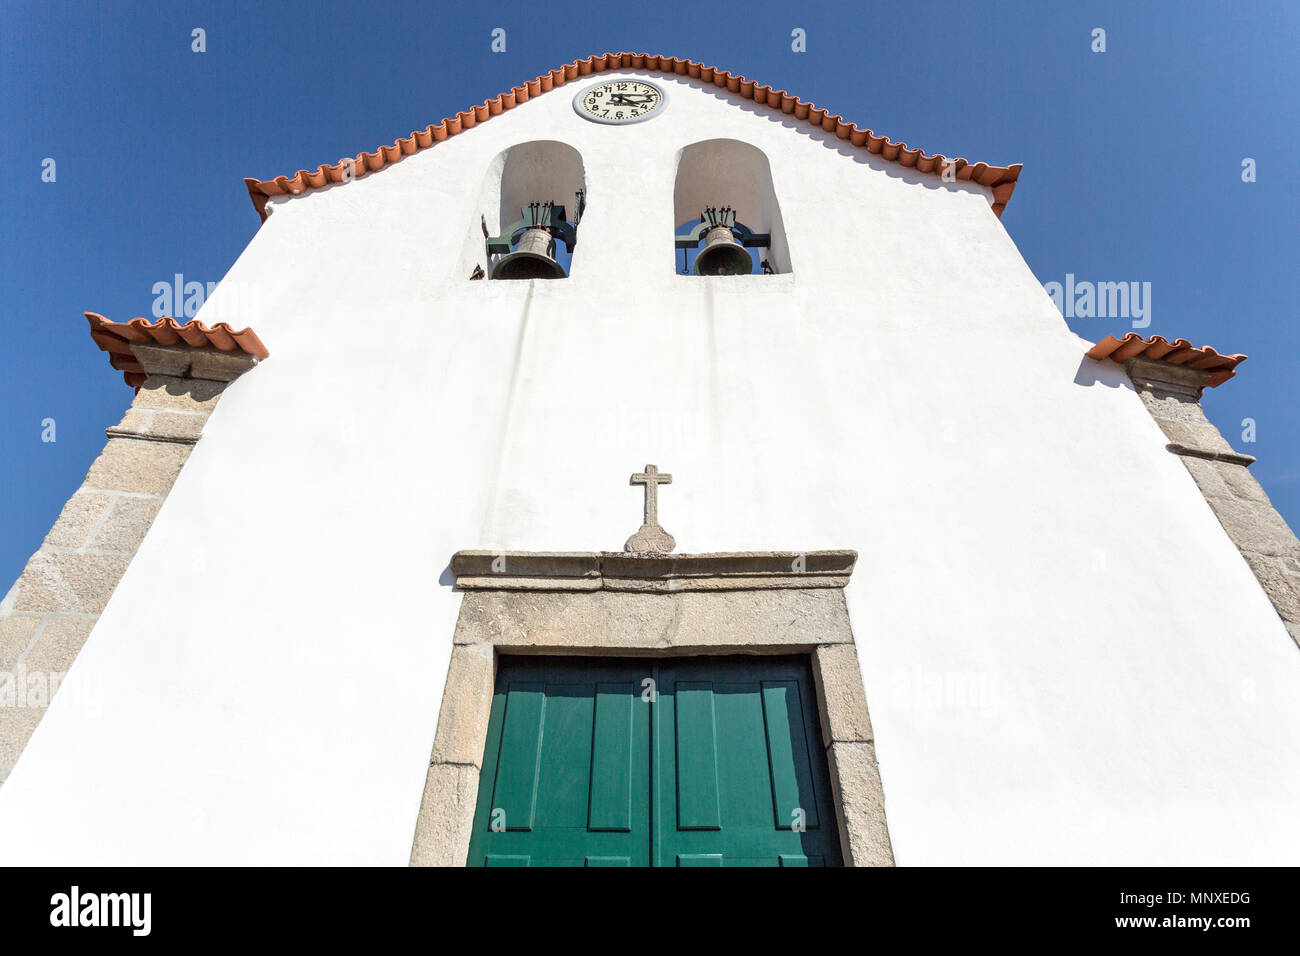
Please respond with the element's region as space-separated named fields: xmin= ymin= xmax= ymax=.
xmin=572 ymin=80 xmax=666 ymax=125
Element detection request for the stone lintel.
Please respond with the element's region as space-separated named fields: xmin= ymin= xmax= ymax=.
xmin=451 ymin=588 xmax=854 ymax=651
xmin=450 ymin=549 xmax=857 ymax=592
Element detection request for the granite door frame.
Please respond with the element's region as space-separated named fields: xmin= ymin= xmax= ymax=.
xmin=409 ymin=549 xmax=894 ymax=867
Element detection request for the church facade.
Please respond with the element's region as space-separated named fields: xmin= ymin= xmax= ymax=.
xmin=2 ymin=53 xmax=1299 ymax=865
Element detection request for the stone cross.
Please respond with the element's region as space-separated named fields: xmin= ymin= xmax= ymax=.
xmin=625 ymin=464 xmax=676 ymax=554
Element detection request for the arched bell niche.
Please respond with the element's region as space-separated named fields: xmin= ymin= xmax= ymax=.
xmin=672 ymin=139 xmax=790 ymax=276
xmin=458 ymin=140 xmax=586 ymax=281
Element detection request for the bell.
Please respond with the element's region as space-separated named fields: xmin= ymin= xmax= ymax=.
xmin=491 ymin=226 xmax=567 ymax=280
xmin=693 ymin=224 xmax=753 ymax=276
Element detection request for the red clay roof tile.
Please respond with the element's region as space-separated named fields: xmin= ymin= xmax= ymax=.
xmin=1086 ymin=333 xmax=1247 ymax=388
xmin=86 ymin=312 xmax=269 ymax=388
xmin=243 ymin=52 xmax=1022 ymax=222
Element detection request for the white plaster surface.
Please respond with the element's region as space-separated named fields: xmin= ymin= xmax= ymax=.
xmin=2 ymin=73 xmax=1298 ymax=865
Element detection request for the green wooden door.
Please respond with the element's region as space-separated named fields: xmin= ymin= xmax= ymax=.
xmin=466 ymin=657 xmax=651 ymax=867
xmin=654 ymin=657 xmax=841 ymax=867
xmin=467 ymin=655 xmax=841 ymax=867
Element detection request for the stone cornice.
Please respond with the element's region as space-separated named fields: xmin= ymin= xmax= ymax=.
xmin=132 ymin=343 xmax=260 ymax=382
xmin=450 ymin=549 xmax=857 ymax=592
xmin=1165 ymin=443 xmax=1257 ymax=467
xmin=1123 ymin=356 xmax=1212 ymax=400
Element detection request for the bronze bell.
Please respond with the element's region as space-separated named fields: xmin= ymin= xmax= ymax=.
xmin=490 ymin=226 xmax=567 ymax=280
xmin=693 ymin=223 xmax=753 ymax=276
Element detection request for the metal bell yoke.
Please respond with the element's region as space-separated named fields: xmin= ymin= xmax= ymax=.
xmin=674 ymin=206 xmax=771 ymax=276
xmin=485 ymin=199 xmax=580 ymax=280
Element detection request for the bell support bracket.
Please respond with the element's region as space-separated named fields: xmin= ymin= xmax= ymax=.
xmin=486 ymin=200 xmax=579 ymax=256
xmin=674 ymin=207 xmax=770 ymax=250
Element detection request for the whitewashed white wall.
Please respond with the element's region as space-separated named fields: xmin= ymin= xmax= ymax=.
xmin=2 ymin=73 xmax=1298 ymax=865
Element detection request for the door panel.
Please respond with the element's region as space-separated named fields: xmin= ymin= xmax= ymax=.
xmin=588 ymin=683 xmax=636 ymax=831
xmin=673 ymin=682 xmax=723 ymax=830
xmin=490 ymin=683 xmax=545 ymax=830
xmin=654 ymin=657 xmax=842 ymax=867
xmin=467 ymin=658 xmax=652 ymax=867
xmin=760 ymin=680 xmax=821 ymax=830
xmin=468 ymin=655 xmax=841 ymax=867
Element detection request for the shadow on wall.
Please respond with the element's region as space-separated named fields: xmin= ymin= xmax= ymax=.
xmin=669 ymin=77 xmax=993 ymax=204
xmin=1074 ymin=356 xmax=1132 ymax=390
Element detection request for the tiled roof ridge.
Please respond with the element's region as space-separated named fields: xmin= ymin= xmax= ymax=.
xmin=243 ymin=52 xmax=1023 ymax=222
xmin=86 ymin=312 xmax=269 ymax=388
xmin=1086 ymin=332 xmax=1247 ymax=388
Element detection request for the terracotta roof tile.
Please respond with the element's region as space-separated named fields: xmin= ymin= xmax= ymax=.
xmin=244 ymin=52 xmax=1022 ymax=221
xmin=1086 ymin=333 xmax=1247 ymax=388
xmin=86 ymin=312 xmax=269 ymax=388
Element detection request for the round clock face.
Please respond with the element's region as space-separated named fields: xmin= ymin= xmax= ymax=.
xmin=572 ymin=80 xmax=666 ymax=125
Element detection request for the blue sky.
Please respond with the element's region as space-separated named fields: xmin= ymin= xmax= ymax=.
xmin=2 ymin=0 xmax=1297 ymax=590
